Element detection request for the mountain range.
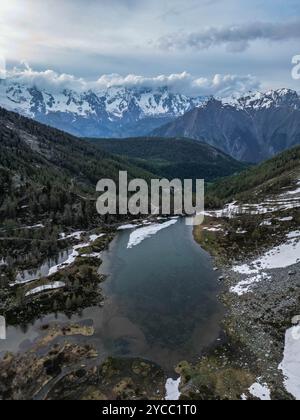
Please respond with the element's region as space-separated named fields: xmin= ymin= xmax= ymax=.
xmin=0 ymin=79 xmax=204 ymax=138
xmin=153 ymin=89 xmax=300 ymax=162
xmin=0 ymin=106 xmax=246 ymax=229
xmin=1 ymin=77 xmax=300 ymax=164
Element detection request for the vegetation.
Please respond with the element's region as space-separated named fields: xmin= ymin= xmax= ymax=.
xmin=88 ymin=137 xmax=248 ymax=182
xmin=0 ymin=107 xmax=155 ymax=230
xmin=206 ymin=146 xmax=300 ymax=208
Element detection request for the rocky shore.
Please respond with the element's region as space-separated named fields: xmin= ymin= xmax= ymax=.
xmin=0 ymin=322 xmax=166 ymax=400
xmin=186 ymin=209 xmax=300 ymax=400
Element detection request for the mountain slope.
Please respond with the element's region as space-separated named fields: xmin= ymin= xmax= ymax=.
xmin=0 ymin=79 xmax=204 ymax=138
xmin=89 ymin=137 xmax=248 ymax=182
xmin=153 ymin=89 xmax=300 ymax=163
xmin=206 ymin=145 xmax=300 ymax=207
xmin=0 ymin=107 xmax=154 ymax=229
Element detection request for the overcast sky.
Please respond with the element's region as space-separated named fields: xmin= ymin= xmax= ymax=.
xmin=0 ymin=0 xmax=300 ymax=96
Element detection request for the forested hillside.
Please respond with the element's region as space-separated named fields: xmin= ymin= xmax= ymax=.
xmin=89 ymin=137 xmax=247 ymax=182
xmin=206 ymin=146 xmax=300 ymax=208
xmin=0 ymin=107 xmax=154 ymax=231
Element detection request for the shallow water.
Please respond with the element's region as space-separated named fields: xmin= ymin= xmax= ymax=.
xmin=14 ymin=249 xmax=73 ymax=285
xmin=0 ymin=219 xmax=223 ymax=375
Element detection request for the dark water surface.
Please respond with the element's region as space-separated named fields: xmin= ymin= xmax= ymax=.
xmin=1 ymin=219 xmax=223 ymax=374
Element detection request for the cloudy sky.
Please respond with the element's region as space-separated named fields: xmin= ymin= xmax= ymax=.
xmin=0 ymin=0 xmax=300 ymax=96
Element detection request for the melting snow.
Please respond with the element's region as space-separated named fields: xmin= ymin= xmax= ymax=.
xmin=50 ymin=234 xmax=105 ymax=275
xmin=277 ymin=217 xmax=293 ymax=222
xmin=24 ymin=223 xmax=45 ymax=229
xmin=231 ymin=232 xmax=300 ymax=295
xmin=165 ymin=378 xmax=181 ymax=401
xmin=234 ymin=239 xmax=300 ymax=274
xmin=279 ymin=326 xmax=300 ymax=400
xmin=231 ymin=273 xmax=271 ymax=296
xmin=89 ymin=233 xmax=105 ymax=242
xmin=127 ymin=219 xmax=178 ymax=249
xmin=280 ymin=179 xmax=300 ymax=197
xmin=205 ymin=194 xmax=300 ymax=219
xmin=60 ymin=231 xmax=85 ymax=240
xmin=286 ymin=231 xmax=300 ymax=239
xmin=25 ymin=281 xmax=65 ymax=297
xmin=203 ymin=226 xmax=223 ymax=232
xmin=260 ymin=220 xmax=272 ymax=226
xmin=248 ymin=380 xmax=271 ymax=400
xmin=117 ymin=224 xmax=141 ymax=231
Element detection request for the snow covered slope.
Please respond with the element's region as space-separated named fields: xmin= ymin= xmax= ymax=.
xmin=0 ymin=78 xmax=204 ymax=138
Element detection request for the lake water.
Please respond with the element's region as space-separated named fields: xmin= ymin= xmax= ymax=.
xmin=0 ymin=218 xmax=223 ymax=376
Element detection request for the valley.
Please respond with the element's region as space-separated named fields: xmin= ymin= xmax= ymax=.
xmin=89 ymin=136 xmax=248 ymax=182
xmin=0 ymin=108 xmax=299 ymax=401
xmin=2 ymin=74 xmax=300 ymax=165
xmin=2 ymin=0 xmax=300 ymax=404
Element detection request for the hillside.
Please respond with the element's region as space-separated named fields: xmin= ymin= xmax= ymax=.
xmin=89 ymin=137 xmax=247 ymax=182
xmin=206 ymin=145 xmax=300 ymax=208
xmin=0 ymin=107 xmax=154 ymax=230
xmin=153 ymin=89 xmax=300 ymax=163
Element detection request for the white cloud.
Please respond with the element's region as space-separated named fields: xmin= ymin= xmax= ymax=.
xmin=2 ymin=65 xmax=261 ymax=98
xmin=0 ymin=1 xmax=299 ymax=91
xmin=3 ymin=64 xmax=86 ymax=93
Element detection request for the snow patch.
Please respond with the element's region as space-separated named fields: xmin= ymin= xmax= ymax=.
xmin=277 ymin=217 xmax=293 ymax=222
xmin=231 ymin=231 xmax=300 ymax=295
xmin=205 ymin=196 xmax=300 ymax=219
xmin=165 ymin=378 xmax=181 ymax=401
xmin=203 ymin=226 xmax=223 ymax=232
xmin=117 ymin=224 xmax=141 ymax=231
xmin=60 ymin=231 xmax=85 ymax=240
xmin=233 ymin=238 xmax=300 ymax=274
xmin=89 ymin=233 xmax=105 ymax=242
xmin=127 ymin=219 xmax=178 ymax=249
xmin=248 ymin=380 xmax=271 ymax=400
xmin=25 ymin=281 xmax=65 ymax=297
xmin=231 ymin=273 xmax=271 ymax=296
xmin=24 ymin=223 xmax=45 ymax=229
xmin=286 ymin=231 xmax=300 ymax=239
xmin=279 ymin=326 xmax=300 ymax=400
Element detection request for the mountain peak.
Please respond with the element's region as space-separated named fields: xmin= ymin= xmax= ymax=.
xmin=225 ymin=88 xmax=300 ymax=111
xmin=0 ymin=78 xmax=206 ymax=137
xmin=153 ymin=87 xmax=300 ymax=163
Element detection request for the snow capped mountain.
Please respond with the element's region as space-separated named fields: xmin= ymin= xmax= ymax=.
xmin=224 ymin=88 xmax=300 ymax=111
xmin=153 ymin=88 xmax=300 ymax=162
xmin=1 ymin=76 xmax=300 ymax=162
xmin=0 ymin=78 xmax=205 ymax=137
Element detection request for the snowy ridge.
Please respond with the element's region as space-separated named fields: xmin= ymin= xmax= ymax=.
xmin=223 ymin=88 xmax=300 ymax=111
xmin=0 ymin=78 xmax=204 ymax=123
xmin=1 ymin=75 xmax=299 ymax=139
